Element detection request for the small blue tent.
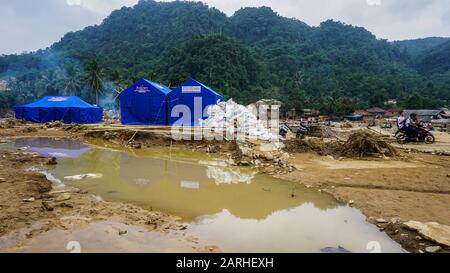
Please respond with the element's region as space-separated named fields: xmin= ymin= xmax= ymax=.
xmin=15 ymin=96 xmax=102 ymax=124
xmin=167 ymin=79 xmax=224 ymax=126
xmin=119 ymin=79 xmax=171 ymax=125
xmin=344 ymin=114 xmax=363 ymax=121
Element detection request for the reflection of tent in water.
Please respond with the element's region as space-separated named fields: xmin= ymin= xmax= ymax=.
xmin=15 ymin=138 xmax=91 ymax=158
xmin=118 ymin=153 xmax=337 ymax=220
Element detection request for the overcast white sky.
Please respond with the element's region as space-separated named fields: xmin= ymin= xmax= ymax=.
xmin=1 ymin=0 xmax=449 ymax=55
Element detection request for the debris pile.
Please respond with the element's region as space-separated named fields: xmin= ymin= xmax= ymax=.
xmin=232 ymin=140 xmax=293 ymax=173
xmin=340 ymin=121 xmax=353 ymax=129
xmin=341 ymin=131 xmax=397 ymax=158
xmin=284 ymin=138 xmax=340 ymax=156
xmin=42 ymin=121 xmax=63 ymax=129
xmin=0 ymin=118 xmax=26 ymax=129
xmin=103 ymin=110 xmax=120 ymax=125
xmin=284 ymin=131 xmax=397 ymax=159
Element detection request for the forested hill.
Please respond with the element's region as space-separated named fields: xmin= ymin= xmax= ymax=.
xmin=1 ymin=0 xmax=449 ymax=114
xmin=393 ymin=37 xmax=450 ymax=56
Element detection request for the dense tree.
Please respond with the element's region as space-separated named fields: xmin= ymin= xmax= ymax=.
xmin=85 ymin=59 xmax=104 ymax=105
xmin=63 ymin=63 xmax=83 ymax=96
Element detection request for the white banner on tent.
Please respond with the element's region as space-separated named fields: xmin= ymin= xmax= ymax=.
xmin=182 ymin=86 xmax=201 ymax=93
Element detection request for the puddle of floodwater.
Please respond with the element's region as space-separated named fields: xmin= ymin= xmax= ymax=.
xmin=0 ymin=138 xmax=405 ymax=253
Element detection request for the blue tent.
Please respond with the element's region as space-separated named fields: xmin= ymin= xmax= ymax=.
xmin=120 ymin=79 xmax=171 ymax=125
xmin=167 ymin=79 xmax=224 ymax=126
xmin=344 ymin=114 xmax=363 ymax=121
xmin=15 ymin=96 xmax=102 ymax=124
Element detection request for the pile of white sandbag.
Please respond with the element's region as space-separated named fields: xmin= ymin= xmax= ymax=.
xmin=200 ymin=99 xmax=280 ymax=142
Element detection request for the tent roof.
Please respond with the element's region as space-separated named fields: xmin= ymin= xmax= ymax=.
xmin=173 ymin=79 xmax=223 ymax=98
xmin=141 ymin=79 xmax=172 ymax=94
xmin=18 ymin=96 xmax=98 ymax=108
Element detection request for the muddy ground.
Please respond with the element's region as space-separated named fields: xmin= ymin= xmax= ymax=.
xmin=0 ymin=121 xmax=449 ymax=253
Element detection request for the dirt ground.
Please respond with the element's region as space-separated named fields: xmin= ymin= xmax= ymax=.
xmin=1 ymin=121 xmax=449 ymax=253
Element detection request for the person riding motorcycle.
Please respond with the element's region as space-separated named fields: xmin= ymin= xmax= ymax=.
xmin=279 ymin=121 xmax=291 ymax=139
xmin=396 ymin=111 xmax=406 ymax=131
xmin=405 ymin=113 xmax=419 ymax=138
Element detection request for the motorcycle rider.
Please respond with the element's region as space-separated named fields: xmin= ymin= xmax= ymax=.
xmin=279 ymin=120 xmax=291 ymax=139
xmin=405 ymin=113 xmax=419 ymax=139
xmin=396 ymin=111 xmax=406 ymax=131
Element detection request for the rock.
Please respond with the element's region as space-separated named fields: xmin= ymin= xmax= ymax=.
xmin=403 ymin=221 xmax=450 ymax=247
xmin=320 ymin=246 xmax=352 ymax=253
xmin=118 ymin=229 xmax=127 ymax=236
xmin=56 ymin=193 xmax=71 ymax=202
xmin=425 ymin=246 xmax=441 ymax=253
xmin=390 ymin=217 xmax=402 ymax=224
xmin=415 ymin=236 xmax=422 ymax=240
xmin=239 ymin=160 xmax=250 ymax=166
xmin=42 ymin=201 xmax=55 ymax=211
xmin=376 ymin=218 xmax=388 ymax=224
xmin=0 ymin=177 xmax=5 ymax=183
xmin=22 ymin=197 xmax=35 ymax=202
xmin=46 ymin=157 xmax=57 ymax=165
xmin=348 ymin=200 xmax=354 ymax=205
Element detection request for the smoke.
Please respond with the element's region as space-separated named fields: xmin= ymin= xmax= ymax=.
xmin=99 ymin=80 xmax=120 ymax=116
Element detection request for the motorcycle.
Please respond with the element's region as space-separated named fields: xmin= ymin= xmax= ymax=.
xmin=395 ymin=124 xmax=435 ymax=144
xmin=279 ymin=122 xmax=291 ymax=139
xmin=296 ymin=123 xmax=309 ymax=139
xmin=279 ymin=122 xmax=309 ymax=139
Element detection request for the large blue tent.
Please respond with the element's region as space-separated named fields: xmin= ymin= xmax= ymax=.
xmin=119 ymin=79 xmax=171 ymax=125
xmin=167 ymin=79 xmax=224 ymax=126
xmin=15 ymin=96 xmax=102 ymax=124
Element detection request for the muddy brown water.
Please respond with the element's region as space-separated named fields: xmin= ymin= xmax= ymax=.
xmin=1 ymin=138 xmax=405 ymax=253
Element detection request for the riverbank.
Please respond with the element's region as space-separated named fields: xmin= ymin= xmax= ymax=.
xmin=0 ymin=121 xmax=449 ymax=253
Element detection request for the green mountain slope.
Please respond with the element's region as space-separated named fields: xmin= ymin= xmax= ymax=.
xmin=393 ymin=37 xmax=450 ymax=56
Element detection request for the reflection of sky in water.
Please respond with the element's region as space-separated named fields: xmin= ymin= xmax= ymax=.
xmin=14 ymin=138 xmax=91 ymax=158
xmin=189 ymin=205 xmax=405 ymax=253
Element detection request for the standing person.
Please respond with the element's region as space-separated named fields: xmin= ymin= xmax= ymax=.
xmin=397 ymin=111 xmax=406 ymax=130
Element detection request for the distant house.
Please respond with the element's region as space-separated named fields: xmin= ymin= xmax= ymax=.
xmin=248 ymin=99 xmax=282 ymax=120
xmin=354 ymin=109 xmax=372 ymax=117
xmin=385 ymin=108 xmax=401 ymax=118
xmin=353 ymin=109 xmax=373 ymax=122
xmin=366 ymin=107 xmax=386 ymax=117
xmin=404 ymin=109 xmax=446 ymax=122
xmin=302 ymin=109 xmax=320 ymax=117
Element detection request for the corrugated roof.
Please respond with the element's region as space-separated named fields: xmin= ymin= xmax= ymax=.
xmin=404 ymin=109 xmax=444 ymax=116
xmin=366 ymin=107 xmax=386 ymax=113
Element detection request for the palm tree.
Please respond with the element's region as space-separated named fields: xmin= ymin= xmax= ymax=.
xmin=63 ymin=63 xmax=82 ymax=96
xmin=85 ymin=59 xmax=103 ymax=105
xmin=42 ymin=70 xmax=59 ymax=97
